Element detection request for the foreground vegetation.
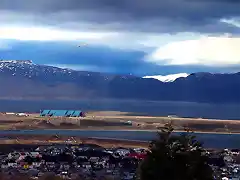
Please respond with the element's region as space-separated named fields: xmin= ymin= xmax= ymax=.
xmin=138 ymin=123 xmax=214 ymax=180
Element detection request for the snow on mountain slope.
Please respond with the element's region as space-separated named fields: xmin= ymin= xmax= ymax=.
xmin=0 ymin=60 xmax=76 ymax=77
xmin=0 ymin=60 xmax=117 ymax=81
xmin=143 ymin=73 xmax=189 ymax=82
xmin=0 ymin=61 xmax=188 ymax=83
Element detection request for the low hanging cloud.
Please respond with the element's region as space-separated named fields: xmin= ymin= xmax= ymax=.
xmin=144 ymin=18 xmax=240 ymax=66
xmin=146 ymin=36 xmax=240 ymax=66
xmin=221 ymin=18 xmax=240 ymax=28
xmin=0 ymin=26 xmax=117 ymax=41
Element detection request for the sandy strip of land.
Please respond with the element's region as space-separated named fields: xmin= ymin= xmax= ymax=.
xmin=1 ymin=111 xmax=240 ymax=134
xmin=87 ymin=111 xmax=240 ymax=123
xmin=39 ymin=128 xmax=240 ymax=135
xmin=0 ymin=134 xmax=149 ymax=148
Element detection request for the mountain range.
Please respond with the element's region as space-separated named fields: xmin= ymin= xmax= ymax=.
xmin=0 ymin=60 xmax=240 ymax=103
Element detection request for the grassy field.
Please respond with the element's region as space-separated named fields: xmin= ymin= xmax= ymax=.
xmin=1 ymin=111 xmax=240 ymax=133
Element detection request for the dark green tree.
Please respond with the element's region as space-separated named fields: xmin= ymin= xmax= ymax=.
xmin=138 ymin=123 xmax=214 ymax=180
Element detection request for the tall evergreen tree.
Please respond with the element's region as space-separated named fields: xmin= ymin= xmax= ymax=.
xmin=138 ymin=123 xmax=214 ymax=180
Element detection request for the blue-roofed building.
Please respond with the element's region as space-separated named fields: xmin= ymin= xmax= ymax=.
xmin=40 ymin=110 xmax=51 ymax=116
xmin=65 ymin=110 xmax=75 ymax=117
xmin=40 ymin=110 xmax=84 ymax=117
xmin=72 ymin=111 xmax=82 ymax=117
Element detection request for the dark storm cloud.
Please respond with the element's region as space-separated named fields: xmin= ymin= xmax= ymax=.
xmin=0 ymin=0 xmax=240 ymax=33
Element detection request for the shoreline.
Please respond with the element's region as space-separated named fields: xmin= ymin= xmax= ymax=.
xmin=7 ymin=128 xmax=238 ymax=135
xmin=0 ymin=135 xmax=150 ymax=148
xmin=0 ymin=135 xmax=222 ymax=150
xmin=0 ymin=130 xmax=236 ymax=150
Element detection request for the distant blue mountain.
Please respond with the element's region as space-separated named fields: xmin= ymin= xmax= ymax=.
xmin=0 ymin=60 xmax=239 ymax=103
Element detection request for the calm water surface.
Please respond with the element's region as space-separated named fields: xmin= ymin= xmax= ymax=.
xmin=0 ymin=129 xmax=240 ymax=149
xmin=1 ymin=99 xmax=240 ymax=119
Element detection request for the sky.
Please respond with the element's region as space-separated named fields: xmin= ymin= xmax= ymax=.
xmin=0 ymin=0 xmax=240 ymax=76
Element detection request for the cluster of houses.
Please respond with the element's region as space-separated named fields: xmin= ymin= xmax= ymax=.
xmin=0 ymin=144 xmax=147 ymax=179
xmin=208 ymin=148 xmax=240 ymax=180
xmin=2 ymin=144 xmax=240 ymax=179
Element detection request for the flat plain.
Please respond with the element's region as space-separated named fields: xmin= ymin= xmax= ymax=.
xmin=1 ymin=111 xmax=240 ymax=133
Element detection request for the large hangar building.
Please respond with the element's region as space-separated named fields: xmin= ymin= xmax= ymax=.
xmin=40 ymin=110 xmax=85 ymax=117
xmin=40 ymin=110 xmax=85 ymax=126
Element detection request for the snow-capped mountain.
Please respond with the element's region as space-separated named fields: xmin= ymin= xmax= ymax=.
xmin=142 ymin=73 xmax=189 ymax=82
xmin=0 ymin=60 xmax=74 ymax=77
xmin=0 ymin=60 xmax=240 ymax=103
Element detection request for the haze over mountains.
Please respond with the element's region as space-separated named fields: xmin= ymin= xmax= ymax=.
xmin=0 ymin=60 xmax=240 ymax=103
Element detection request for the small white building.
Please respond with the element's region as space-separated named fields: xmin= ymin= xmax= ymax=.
xmin=16 ymin=113 xmax=29 ymax=117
